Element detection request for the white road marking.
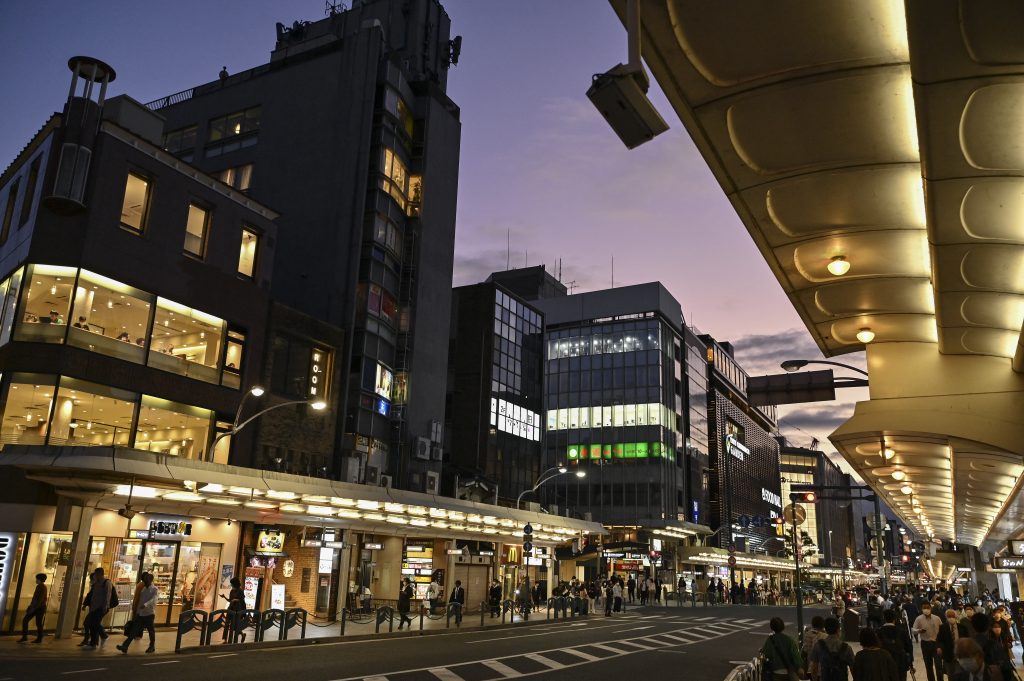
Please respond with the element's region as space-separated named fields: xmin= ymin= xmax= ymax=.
xmin=589 ymin=643 xmax=627 ymax=654
xmin=524 ymin=653 xmax=565 ymax=669
xmin=656 ymin=633 xmax=695 ymax=643
xmin=428 ymin=667 xmax=464 ymax=681
xmin=466 ymin=623 xmax=622 ymax=644
xmin=559 ymin=648 xmax=600 ymax=661
xmin=611 ymin=625 xmax=655 ymax=633
xmin=60 ymin=670 xmax=107 ymax=676
xmin=480 ymin=659 xmax=521 ymax=678
xmin=142 ymin=661 xmax=180 ymax=666
xmin=209 ymin=653 xmax=238 ymax=658
xmin=615 ymin=639 xmax=657 ymax=650
xmin=695 ymin=616 xmax=717 ymax=621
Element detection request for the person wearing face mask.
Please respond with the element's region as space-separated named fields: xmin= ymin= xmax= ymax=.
xmin=914 ymin=602 xmax=944 ymax=681
xmin=950 ymin=638 xmax=992 ymax=681
xmin=987 ymin=619 xmax=1013 ymax=680
xmin=938 ymin=608 xmax=970 ymax=677
xmin=963 ymin=606 xmax=978 ymax=636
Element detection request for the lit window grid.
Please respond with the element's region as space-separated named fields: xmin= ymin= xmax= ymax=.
xmin=489 ymin=397 xmax=540 ymax=442
xmin=492 ymin=290 xmax=541 ymax=398
xmin=780 ymin=471 xmax=820 ymax=564
xmin=546 ymin=403 xmax=677 ymax=431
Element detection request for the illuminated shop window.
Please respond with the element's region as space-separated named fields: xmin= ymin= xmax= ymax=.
xmin=136 ymin=395 xmax=212 ymax=460
xmin=222 ymin=329 xmax=246 ymax=389
xmin=380 ymin=148 xmax=410 ymax=210
xmin=1 ymin=378 xmax=56 ymax=445
xmin=489 ymin=398 xmax=540 ymax=441
xmin=147 ymin=298 xmax=225 ymax=384
xmin=50 ymin=378 xmax=135 ymax=447
xmin=14 ymin=264 xmax=77 ymax=344
xmin=120 ymin=173 xmax=150 ymax=233
xmin=68 ymin=270 xmax=152 ymax=363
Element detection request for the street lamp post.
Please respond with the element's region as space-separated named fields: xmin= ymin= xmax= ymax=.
xmin=828 ymin=529 xmax=833 ymax=567
xmin=780 ymin=359 xmax=869 ymax=378
xmin=516 ymin=465 xmax=586 ymax=509
xmin=205 ymin=385 xmax=327 ymax=463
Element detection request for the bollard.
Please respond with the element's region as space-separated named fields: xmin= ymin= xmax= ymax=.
xmin=420 ymin=605 xmax=424 ymax=633
xmin=480 ymin=601 xmax=485 ymax=628
xmin=341 ymin=608 xmax=347 ymax=636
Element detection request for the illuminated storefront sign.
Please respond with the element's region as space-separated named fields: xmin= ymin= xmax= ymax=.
xmin=725 ymin=434 xmax=749 ymax=461
xmin=993 ymin=555 xmax=1024 ymax=570
xmin=148 ymin=519 xmax=193 ymax=538
xmin=1009 ymin=540 xmax=1024 ymax=556
xmin=566 ymin=442 xmax=669 ymax=460
xmin=761 ymin=488 xmax=782 ymax=509
xmin=0 ymin=532 xmax=16 ymax=624
xmin=308 ymin=347 xmax=330 ymax=398
xmin=375 ymin=363 xmax=394 ymax=400
xmin=254 ymin=526 xmax=286 ymax=556
xmin=489 ymin=398 xmax=540 ymax=442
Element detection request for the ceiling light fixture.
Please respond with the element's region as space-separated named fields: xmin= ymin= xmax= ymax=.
xmin=856 ymin=328 xmax=876 ymax=344
xmin=882 ymin=448 xmax=895 ymax=460
xmin=900 ymin=484 xmax=913 ymax=495
xmin=827 ymin=256 xmax=851 ymax=276
xmin=891 ymin=470 xmax=906 ymax=481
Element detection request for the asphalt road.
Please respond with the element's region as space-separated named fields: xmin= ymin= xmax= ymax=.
xmin=0 ymin=605 xmax=825 ymax=681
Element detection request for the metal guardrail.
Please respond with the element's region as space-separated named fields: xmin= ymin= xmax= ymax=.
xmin=175 ymin=607 xmax=308 ymax=651
xmin=724 ymin=653 xmax=765 ymax=681
xmin=145 ymin=88 xmax=195 ymax=110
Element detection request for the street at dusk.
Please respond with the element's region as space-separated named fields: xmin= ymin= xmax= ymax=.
xmin=1 ymin=2 xmax=1023 ymax=681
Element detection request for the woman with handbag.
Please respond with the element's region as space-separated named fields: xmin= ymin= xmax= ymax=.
xmin=117 ymin=572 xmax=157 ymax=654
xmin=762 ymin=617 xmax=805 ymax=681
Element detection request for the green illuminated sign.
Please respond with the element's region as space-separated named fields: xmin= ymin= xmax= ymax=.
xmin=568 ymin=442 xmax=669 ymax=461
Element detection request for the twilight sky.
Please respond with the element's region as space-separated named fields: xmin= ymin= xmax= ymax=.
xmin=0 ymin=0 xmax=866 ymax=460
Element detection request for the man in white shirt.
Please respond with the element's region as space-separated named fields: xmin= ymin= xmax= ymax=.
xmin=913 ymin=603 xmax=943 ymax=681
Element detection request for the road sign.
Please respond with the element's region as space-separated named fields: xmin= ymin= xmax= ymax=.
xmin=727 ymin=556 xmax=737 ymax=567
xmin=783 ymin=504 xmax=807 ymax=526
xmin=727 ymin=544 xmax=736 ymax=554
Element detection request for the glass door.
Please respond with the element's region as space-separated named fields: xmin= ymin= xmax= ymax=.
xmin=142 ymin=542 xmax=179 ymax=624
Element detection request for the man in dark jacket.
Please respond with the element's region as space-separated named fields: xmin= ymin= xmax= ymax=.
xmin=937 ymin=608 xmax=969 ymax=677
xmin=449 ymin=580 xmax=465 ymax=625
xmin=879 ymin=609 xmax=913 ymax=681
xmin=488 ymin=579 xmax=502 ymax=618
xmin=397 ymin=578 xmax=414 ymax=630
xmin=810 ymin=617 xmax=855 ymax=681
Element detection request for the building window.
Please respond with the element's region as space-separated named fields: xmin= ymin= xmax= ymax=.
xmin=120 ymin=173 xmax=151 ymax=233
xmin=147 ymin=298 xmax=225 ymax=384
xmin=163 ymin=126 xmax=197 ymax=155
xmin=222 ymin=329 xmax=246 ymax=389
xmin=50 ymin=377 xmax=136 ymax=447
xmin=209 ymin=107 xmax=261 ymax=141
xmin=0 ymin=267 xmax=23 ymax=346
xmin=380 ymin=148 xmax=409 ymax=210
xmin=1 ymin=377 xmax=56 ymax=445
xmin=136 ymin=395 xmax=212 ymax=459
xmin=14 ymin=264 xmax=76 ymax=343
xmin=237 ymin=228 xmax=258 ymax=278
xmin=183 ymin=204 xmax=210 ymax=258
xmin=19 ymin=157 xmax=41 ymax=228
xmin=217 ymin=164 xmax=253 ymax=192
xmin=1 ymin=179 xmax=19 ymax=245
xmin=373 ymin=214 xmax=403 ymax=254
xmin=67 ymin=269 xmax=152 ymax=363
xmin=270 ymin=336 xmax=331 ymax=400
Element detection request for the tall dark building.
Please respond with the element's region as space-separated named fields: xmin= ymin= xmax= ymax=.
xmin=445 ymin=281 xmax=544 ymax=504
xmin=149 ymin=0 xmax=462 ymax=491
xmin=702 ymin=335 xmax=783 ymax=556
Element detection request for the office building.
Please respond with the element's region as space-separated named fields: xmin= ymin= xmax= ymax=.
xmin=445 ymin=278 xmax=544 ymax=505
xmin=149 ymin=0 xmax=463 ymax=491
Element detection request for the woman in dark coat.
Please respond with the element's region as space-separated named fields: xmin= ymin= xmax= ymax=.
xmin=397 ymin=578 xmax=414 ymax=630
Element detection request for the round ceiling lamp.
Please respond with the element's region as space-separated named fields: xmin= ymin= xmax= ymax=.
xmin=891 ymin=470 xmax=906 ymax=481
xmin=856 ymin=328 xmax=876 ymax=343
xmin=900 ymin=484 xmax=913 ymax=495
xmin=881 ymin=447 xmax=895 ymax=460
xmin=827 ymin=255 xmax=851 ymax=276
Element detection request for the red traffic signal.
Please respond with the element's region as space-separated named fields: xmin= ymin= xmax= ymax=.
xmin=789 ymin=491 xmax=817 ymax=503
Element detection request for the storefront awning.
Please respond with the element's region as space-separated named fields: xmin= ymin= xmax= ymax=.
xmin=1 ymin=445 xmax=606 ymax=543
xmin=677 ymin=546 xmax=794 ymax=572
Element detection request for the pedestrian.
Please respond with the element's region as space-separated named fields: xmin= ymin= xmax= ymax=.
xmin=912 ymin=600 xmax=943 ymax=681
xmin=748 ymin=578 xmax=757 ymax=606
xmin=613 ymin=579 xmax=623 ymax=612
xmin=117 ymin=572 xmax=157 ymax=654
xmin=427 ymin=576 xmax=441 ymax=614
xmin=986 ymin=618 xmax=1013 ymax=680
xmin=488 ymin=579 xmax=502 ymax=618
xmin=397 ymin=577 xmax=414 ymax=630
xmin=449 ymin=580 xmax=466 ymax=625
xmin=949 ymin=638 xmax=991 ymax=681
xmin=17 ymin=573 xmax=47 ymax=643
xmin=639 ymin=578 xmax=648 ymax=605
xmin=516 ymin=576 xmax=532 ymax=621
xmin=802 ymin=616 xmax=828 ymax=678
xmin=222 ymin=576 xmax=246 ymax=643
xmin=82 ymin=567 xmax=112 ymax=649
xmin=761 ymin=616 xmax=804 ymax=680
xmin=627 ymin=576 xmax=636 ymax=603
xmin=810 ymin=617 xmax=855 ymax=681
xmin=938 ymin=607 xmax=969 ymax=678
xmin=655 ymin=577 xmax=662 ymax=604
xmin=878 ymin=610 xmax=913 ymax=681
xmin=853 ymin=628 xmax=898 ymax=681
xmin=604 ymin=581 xmax=614 ymax=617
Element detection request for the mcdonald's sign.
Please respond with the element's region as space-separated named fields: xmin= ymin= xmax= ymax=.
xmin=502 ymin=545 xmax=522 ymax=565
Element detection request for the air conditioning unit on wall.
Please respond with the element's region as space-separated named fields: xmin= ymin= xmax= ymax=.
xmin=414 ymin=437 xmax=430 ymax=460
xmin=365 ymin=465 xmax=380 ymax=485
xmin=425 ymin=471 xmax=440 ymax=493
xmin=380 ymin=474 xmax=393 ymax=489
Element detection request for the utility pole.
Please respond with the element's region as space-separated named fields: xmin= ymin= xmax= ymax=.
xmin=792 ymin=512 xmax=804 ymax=642
xmin=873 ymin=493 xmax=888 ymax=597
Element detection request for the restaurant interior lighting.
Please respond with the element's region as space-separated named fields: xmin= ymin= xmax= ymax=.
xmin=266 ymin=490 xmax=298 ymax=500
xmin=357 ymin=500 xmax=381 ymax=510
xmin=206 ymin=497 xmax=241 ymax=506
xmin=114 ymin=484 xmax=159 ymax=498
xmin=198 ymin=483 xmax=224 ymax=493
xmin=163 ymin=491 xmax=204 ymax=502
xmin=335 ymin=509 xmax=362 ymax=519
xmin=856 ymin=328 xmax=876 ymax=343
xmin=307 ymin=505 xmax=334 ymax=516
xmin=279 ymin=504 xmax=306 ymax=513
xmin=244 ymin=500 xmax=276 ymax=509
xmin=882 ymin=447 xmax=895 ymax=460
xmin=827 ymin=256 xmax=851 ymax=276
xmin=331 ymin=497 xmax=356 ymax=506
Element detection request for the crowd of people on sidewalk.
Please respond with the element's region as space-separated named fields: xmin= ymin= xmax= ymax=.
xmin=761 ymin=585 xmax=1023 ymax=681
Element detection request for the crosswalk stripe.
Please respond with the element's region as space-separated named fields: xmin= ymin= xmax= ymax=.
xmin=589 ymin=643 xmax=628 ymax=654
xmin=524 ymin=653 xmax=565 ymax=669
xmin=657 ymin=634 xmax=694 ymax=643
xmin=428 ymin=668 xmax=464 ymax=681
xmin=695 ymin=616 xmax=716 ymax=621
xmin=560 ymin=648 xmax=601 ymax=661
xmin=616 ymin=639 xmax=656 ymax=650
xmin=481 ymin=660 xmax=521 ymax=678
xmin=364 ymin=677 xmax=390 ymax=681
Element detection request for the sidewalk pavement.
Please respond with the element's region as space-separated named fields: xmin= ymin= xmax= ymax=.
xmin=0 ymin=606 xmax=566 ymax=659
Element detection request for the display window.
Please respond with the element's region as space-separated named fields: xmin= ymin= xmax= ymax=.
xmin=237 ymin=229 xmax=258 ymax=278
xmin=0 ymin=267 xmax=23 ymax=346
xmin=135 ymin=395 xmax=212 ymax=459
xmin=1 ymin=377 xmax=56 ymax=445
xmin=67 ymin=269 xmax=152 ymax=363
xmin=49 ymin=377 xmax=136 ymax=447
xmin=14 ymin=265 xmax=77 ymax=343
xmin=147 ymin=297 xmax=225 ymax=383
xmin=6 ymin=532 xmax=72 ymax=632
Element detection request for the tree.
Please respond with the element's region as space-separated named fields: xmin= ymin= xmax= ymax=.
xmin=782 ymin=530 xmax=819 ymax=563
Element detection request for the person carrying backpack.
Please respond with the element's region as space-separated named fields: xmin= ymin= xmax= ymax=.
xmin=878 ymin=609 xmax=913 ymax=681
xmin=761 ymin=616 xmax=804 ymax=681
xmin=810 ymin=617 xmax=855 ymax=681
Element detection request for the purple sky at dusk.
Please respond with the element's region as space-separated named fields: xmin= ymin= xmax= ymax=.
xmin=0 ymin=1 xmax=866 ymax=460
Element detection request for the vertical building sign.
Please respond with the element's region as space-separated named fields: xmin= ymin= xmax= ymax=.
xmin=309 ymin=347 xmax=329 ymax=399
xmin=0 ymin=532 xmax=16 ymax=625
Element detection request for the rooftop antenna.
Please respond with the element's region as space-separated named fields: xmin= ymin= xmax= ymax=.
xmin=611 ymin=256 xmax=615 ymax=288
xmin=325 ymin=0 xmax=346 ymax=15
xmin=525 ymin=249 xmax=528 ymax=268
xmin=566 ymin=280 xmax=578 ymax=295
xmin=506 ymin=229 xmax=510 ymax=271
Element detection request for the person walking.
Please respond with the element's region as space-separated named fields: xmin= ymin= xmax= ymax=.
xmin=878 ymin=610 xmax=913 ymax=681
xmin=913 ymin=601 xmax=943 ymax=681
xmin=117 ymin=572 xmax=157 ymax=654
xmin=613 ymin=579 xmax=623 ymax=612
xmin=762 ymin=616 xmax=804 ymax=681
xmin=222 ymin=576 xmax=246 ymax=643
xmin=810 ymin=617 xmax=855 ymax=681
xmin=949 ymin=638 xmax=992 ymax=681
xmin=82 ymin=567 xmax=112 ymax=649
xmin=627 ymin=576 xmax=636 ymax=603
xmin=639 ymin=578 xmax=648 ymax=605
xmin=516 ymin=577 xmax=532 ymax=621
xmin=397 ymin=577 xmax=414 ymax=630
xmin=853 ymin=628 xmax=898 ymax=681
xmin=449 ymin=580 xmax=466 ymax=625
xmin=427 ymin=577 xmax=441 ymax=614
xmin=488 ymin=579 xmax=502 ymax=618
xmin=716 ymin=577 xmax=725 ymax=604
xmin=655 ymin=577 xmax=662 ymax=604
xmin=604 ymin=581 xmax=614 ymax=617
xmin=938 ymin=607 xmax=970 ymax=678
xmin=17 ymin=573 xmax=47 ymax=643
xmin=802 ymin=616 xmax=829 ymax=679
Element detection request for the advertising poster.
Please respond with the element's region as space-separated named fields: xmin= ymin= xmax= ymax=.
xmin=244 ymin=566 xmax=264 ymax=610
xmin=218 ymin=564 xmax=234 ymax=610
xmin=255 ymin=526 xmax=287 ymax=556
xmin=194 ymin=556 xmax=219 ymax=611
xmin=271 ymin=583 xmax=285 ymax=611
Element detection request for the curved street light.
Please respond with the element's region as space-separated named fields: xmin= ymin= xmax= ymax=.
xmin=204 ymin=385 xmax=327 ymax=462
xmin=780 ymin=359 xmax=869 ymax=378
xmin=516 ymin=465 xmax=586 ymax=509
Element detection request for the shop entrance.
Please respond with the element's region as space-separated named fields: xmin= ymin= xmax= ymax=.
xmin=452 ymin=564 xmax=488 ymax=613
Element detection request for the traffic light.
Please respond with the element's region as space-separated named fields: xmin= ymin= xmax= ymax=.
xmin=773 ymin=516 xmax=785 ymax=537
xmin=789 ymin=491 xmax=817 ymax=503
xmin=523 ymin=523 xmax=533 ymax=556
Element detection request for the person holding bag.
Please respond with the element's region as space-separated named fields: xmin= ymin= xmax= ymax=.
xmin=117 ymin=572 xmax=157 ymax=654
xmin=761 ymin=616 xmax=805 ymax=681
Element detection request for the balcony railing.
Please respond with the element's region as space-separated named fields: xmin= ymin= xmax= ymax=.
xmin=145 ymin=88 xmax=195 ymax=110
